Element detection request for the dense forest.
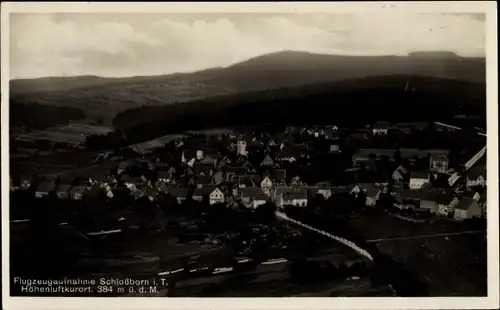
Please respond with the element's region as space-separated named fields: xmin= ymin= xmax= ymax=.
xmin=10 ymin=100 xmax=85 ymax=130
xmin=110 ymin=75 xmax=486 ymax=145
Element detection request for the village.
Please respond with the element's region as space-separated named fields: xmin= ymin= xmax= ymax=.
xmin=9 ymin=120 xmax=487 ymax=297
xmin=10 ymin=121 xmax=487 ymax=223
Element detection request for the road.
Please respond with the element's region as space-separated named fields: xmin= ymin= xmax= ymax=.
xmin=366 ymin=230 xmax=485 ymax=243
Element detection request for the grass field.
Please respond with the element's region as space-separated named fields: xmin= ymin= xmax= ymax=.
xmin=347 ymin=214 xmax=487 ymax=296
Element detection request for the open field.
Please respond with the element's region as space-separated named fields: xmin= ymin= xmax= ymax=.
xmin=346 ymin=214 xmax=487 ymax=296
xmin=14 ymin=123 xmax=113 ymax=146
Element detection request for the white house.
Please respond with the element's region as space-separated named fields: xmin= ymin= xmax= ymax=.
xmin=436 ymin=194 xmax=459 ymax=216
xmin=372 ymin=122 xmax=389 ymax=135
xmin=196 ymin=149 xmax=204 ymax=160
xmin=260 ymin=176 xmax=274 ymax=196
xmin=236 ymin=140 xmax=248 ymax=156
xmin=466 ymin=165 xmax=486 ymax=187
xmin=453 ymin=198 xmax=482 ymax=221
xmin=277 ymin=190 xmax=308 ymax=207
xmin=409 ymin=171 xmax=429 ymax=189
xmin=209 ymin=188 xmax=225 ymax=205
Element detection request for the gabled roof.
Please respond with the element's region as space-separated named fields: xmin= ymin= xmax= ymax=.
xmin=329 ymin=187 xmax=350 ymax=195
xmin=468 ymin=165 xmax=486 ymax=180
xmin=86 ymin=183 xmax=103 ymax=198
xmin=392 ymin=189 xmax=422 ymax=200
xmin=277 ymin=146 xmax=301 ymax=158
xmin=157 ymin=170 xmax=173 ymax=179
xmin=56 ymin=184 xmax=72 ymax=193
xmin=36 ymin=182 xmax=54 ymax=193
xmin=193 ymin=185 xmax=218 ymax=197
xmin=463 ymin=191 xmax=479 ymax=199
xmin=455 ymin=198 xmax=478 ymax=210
xmin=224 ymin=166 xmax=246 ymax=174
xmin=195 ymin=175 xmax=213 ymax=185
xmin=70 ymin=185 xmax=86 ymax=194
xmin=274 ymin=169 xmax=287 ymax=181
xmin=143 ymin=187 xmax=158 ymax=197
xmin=167 ymin=187 xmax=189 ymax=198
xmin=374 ymin=121 xmax=390 ymax=129
xmin=241 ymin=187 xmax=267 ymax=200
xmin=434 ymin=193 xmax=456 ymax=205
xmin=410 ymin=171 xmax=429 ymax=179
xmin=282 ymin=190 xmax=307 ymax=200
xmin=365 ymin=185 xmax=381 ymax=198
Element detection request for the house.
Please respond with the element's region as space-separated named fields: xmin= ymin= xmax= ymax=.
xmin=69 ymin=185 xmax=86 ymax=200
xmin=273 ymin=169 xmax=287 ymax=186
xmin=208 ymin=187 xmax=225 ymax=205
xmin=121 ymin=175 xmax=145 ymax=192
xmin=420 ymin=196 xmax=439 ymax=214
xmin=260 ymin=154 xmax=275 ymax=167
xmin=435 ymin=193 xmax=459 ymax=216
xmin=453 ymin=198 xmax=482 ymax=221
xmin=236 ymin=139 xmax=248 ymax=156
xmin=236 ymin=175 xmax=255 ymax=188
xmin=349 ymin=183 xmax=373 ymax=196
xmin=462 ymin=191 xmax=481 ymax=201
xmin=181 ymin=150 xmax=197 ymax=167
xmin=279 ymin=190 xmax=308 ymax=207
xmin=142 ymin=187 xmax=159 ymax=202
xmin=167 ymin=187 xmax=190 ymax=204
xmin=224 ymin=166 xmax=246 ymax=182
xmin=275 ymin=146 xmax=300 ymax=163
xmin=117 ymin=161 xmax=130 ymax=174
xmin=466 ymin=165 xmax=486 ymax=187
xmin=89 ymin=171 xmax=107 ymax=185
xmin=193 ymin=163 xmax=214 ymax=176
xmin=329 ymin=144 xmax=341 ymax=153
xmin=429 ymin=154 xmax=449 ymax=173
xmin=194 ymin=175 xmax=213 ymax=187
xmin=35 ymin=182 xmax=55 ymax=198
xmin=409 ymin=171 xmax=429 ymax=189
xmin=261 ymin=176 xmax=274 ymax=196
xmin=372 ymin=121 xmax=389 ymax=135
xmin=392 ymin=165 xmax=408 ymax=182
xmin=241 ymin=188 xmax=268 ymax=208
xmin=365 ymin=185 xmax=382 ymax=207
xmin=55 ymin=184 xmax=72 ymax=199
xmin=392 ymin=189 xmax=421 ymax=210
xmin=193 ymin=185 xmax=225 ymax=205
xmin=212 ymin=171 xmax=224 ymax=185
xmin=157 ymin=170 xmax=174 ymax=183
xmin=201 ymin=153 xmax=218 ymax=166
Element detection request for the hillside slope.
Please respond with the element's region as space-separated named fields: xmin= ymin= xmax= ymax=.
xmin=10 ymin=51 xmax=485 ymax=122
xmin=111 ymin=75 xmax=486 ymax=144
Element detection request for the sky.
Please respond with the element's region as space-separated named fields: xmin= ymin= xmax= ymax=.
xmin=9 ymin=12 xmax=486 ymax=79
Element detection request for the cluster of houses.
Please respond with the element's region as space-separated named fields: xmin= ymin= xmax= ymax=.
xmin=10 ymin=122 xmax=487 ymax=222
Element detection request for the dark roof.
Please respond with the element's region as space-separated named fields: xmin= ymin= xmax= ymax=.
xmin=365 ymin=186 xmax=381 ymax=198
xmin=193 ymin=185 xmax=218 ymax=197
xmin=121 ymin=175 xmax=143 ymax=184
xmin=393 ymin=189 xmax=422 ymax=201
xmin=329 ymin=187 xmax=350 ymax=195
xmin=468 ymin=165 xmax=486 ymax=180
xmin=248 ymin=174 xmax=262 ymax=184
xmin=463 ymin=191 xmax=479 ymax=199
xmin=56 ymin=184 xmax=72 ymax=193
xmin=411 ymin=171 xmax=429 ymax=179
xmin=157 ymin=170 xmax=172 ymax=179
xmin=70 ymin=185 xmax=86 ymax=194
xmin=434 ymin=193 xmax=456 ymax=205
xmin=86 ymin=183 xmax=103 ymax=198
xmin=241 ymin=187 xmax=267 ymax=200
xmin=167 ymin=187 xmax=189 ymax=198
xmin=195 ymin=175 xmax=213 ymax=185
xmin=143 ymin=187 xmax=158 ymax=197
xmin=224 ymin=166 xmax=246 ymax=174
xmin=193 ymin=163 xmax=213 ymax=175
xmin=374 ymin=121 xmax=390 ymax=129
xmin=274 ymin=169 xmax=287 ymax=181
xmin=277 ymin=146 xmax=301 ymax=158
xmin=36 ymin=182 xmax=54 ymax=193
xmin=455 ymin=198 xmax=478 ymax=210
xmin=282 ymin=190 xmax=307 ymax=200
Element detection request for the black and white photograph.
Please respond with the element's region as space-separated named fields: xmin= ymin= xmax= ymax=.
xmin=1 ymin=2 xmax=498 ymax=309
